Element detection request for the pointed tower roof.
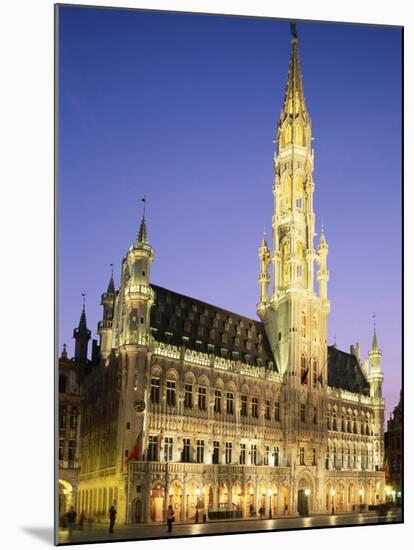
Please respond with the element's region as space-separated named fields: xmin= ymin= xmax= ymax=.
xmin=61 ymin=343 xmax=68 ymax=359
xmin=76 ymin=293 xmax=91 ymax=336
xmin=260 ymin=228 xmax=269 ymax=251
xmin=318 ymin=224 xmax=328 ymax=250
xmin=281 ymin=23 xmax=309 ymax=120
xmin=138 ymin=215 xmax=148 ymax=244
xmin=107 ymin=264 xmax=115 ymax=294
xmin=372 ymin=314 xmax=379 ymax=350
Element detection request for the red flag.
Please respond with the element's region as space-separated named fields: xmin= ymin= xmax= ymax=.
xmin=125 ymin=430 xmax=143 ymax=463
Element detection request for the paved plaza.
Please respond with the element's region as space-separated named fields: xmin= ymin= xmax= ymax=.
xmin=58 ymin=509 xmax=402 ymax=545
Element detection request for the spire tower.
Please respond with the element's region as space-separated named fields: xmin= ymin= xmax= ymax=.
xmin=73 ymin=293 xmax=91 ymax=363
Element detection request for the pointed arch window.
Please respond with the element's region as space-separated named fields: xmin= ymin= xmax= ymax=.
xmin=312 ymin=315 xmax=317 ymax=343
xmin=300 ymin=354 xmax=307 ymax=384
xmin=282 ymin=240 xmax=290 ymax=287
xmin=284 ymin=175 xmax=291 ymax=211
xmin=312 ymin=358 xmax=318 ymax=387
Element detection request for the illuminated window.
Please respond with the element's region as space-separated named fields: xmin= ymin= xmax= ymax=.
xmin=251 ymin=397 xmax=259 ymax=418
xmin=301 ymin=355 xmax=307 ymax=384
xmin=147 ymin=436 xmax=158 ymax=461
xmin=274 ymin=446 xmax=280 ymax=466
xmin=251 ymin=444 xmax=257 ymax=465
xmin=150 ymin=378 xmax=160 ymax=403
xmin=184 ymin=384 xmax=193 ymax=409
xmin=196 ymin=440 xmax=205 ymax=463
xmin=226 ymin=392 xmax=234 ymax=415
xmin=166 ymin=381 xmax=176 ymax=407
xmin=182 ymin=439 xmax=190 ymax=462
xmin=164 ymin=437 xmax=173 ymax=462
xmin=225 ymin=442 xmax=232 ymax=464
xmin=312 ymin=359 xmax=318 ymax=387
xmin=198 ymin=387 xmax=207 ymax=411
xmin=214 ymin=390 xmax=221 ymax=413
xmin=240 ymin=443 xmax=246 ymax=465
xmin=275 ymin=401 xmax=280 ymax=421
xmin=241 ymin=395 xmax=248 ymax=417
xmin=212 ymin=441 xmax=220 ymax=464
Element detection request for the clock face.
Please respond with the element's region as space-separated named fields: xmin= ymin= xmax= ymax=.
xmin=133 ymin=399 xmax=145 ymax=413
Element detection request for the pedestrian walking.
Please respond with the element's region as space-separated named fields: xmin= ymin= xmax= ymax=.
xmin=66 ymin=506 xmax=77 ymax=537
xmin=166 ymin=505 xmax=175 ymax=533
xmin=109 ymin=505 xmax=117 ymax=533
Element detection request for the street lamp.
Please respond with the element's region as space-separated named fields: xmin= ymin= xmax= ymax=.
xmin=331 ymin=489 xmax=336 ymax=515
xmin=195 ymin=487 xmax=201 ymax=523
xmin=267 ymin=489 xmax=272 ymax=519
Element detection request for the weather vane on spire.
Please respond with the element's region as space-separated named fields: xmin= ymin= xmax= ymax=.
xmin=141 ymin=195 xmax=147 ymax=218
xmin=110 ymin=263 xmax=114 ymax=276
xmin=373 ymin=312 xmax=376 ymax=333
xmin=290 ymin=22 xmax=298 ymax=38
xmin=81 ymin=292 xmax=86 ymax=309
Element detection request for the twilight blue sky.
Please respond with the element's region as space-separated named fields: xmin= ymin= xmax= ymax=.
xmin=58 ymin=6 xmax=402 ymax=419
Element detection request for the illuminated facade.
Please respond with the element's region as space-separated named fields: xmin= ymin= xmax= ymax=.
xmin=75 ymin=28 xmax=386 ymax=524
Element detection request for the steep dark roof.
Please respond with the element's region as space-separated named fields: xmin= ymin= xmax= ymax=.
xmin=150 ymin=284 xmax=275 ymax=369
xmin=328 ymin=346 xmax=370 ymax=395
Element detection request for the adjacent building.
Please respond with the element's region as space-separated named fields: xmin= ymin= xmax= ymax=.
xmin=73 ymin=26 xmax=386 ymax=524
xmin=384 ymin=391 xmax=402 ymax=501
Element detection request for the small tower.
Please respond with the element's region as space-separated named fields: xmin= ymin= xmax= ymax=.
xmin=73 ymin=295 xmax=91 ymax=363
xmin=368 ymin=319 xmax=384 ymax=398
xmin=98 ymin=265 xmax=116 ymax=359
xmin=257 ymin=231 xmax=271 ymax=315
xmin=119 ymin=202 xmax=155 ymax=346
xmin=317 ymin=226 xmax=329 ymax=301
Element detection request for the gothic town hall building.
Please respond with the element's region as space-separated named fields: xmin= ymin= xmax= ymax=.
xmin=67 ymin=28 xmax=386 ymax=525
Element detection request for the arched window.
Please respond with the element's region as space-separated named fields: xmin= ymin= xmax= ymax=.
xmin=312 ymin=315 xmax=317 ymax=343
xmin=300 ymin=354 xmax=307 ymax=384
xmin=332 ymin=409 xmax=337 ymax=431
xmin=284 ymin=175 xmax=291 ymax=211
xmin=282 ymin=240 xmax=290 ymax=286
xmin=312 ymin=358 xmax=317 ymax=387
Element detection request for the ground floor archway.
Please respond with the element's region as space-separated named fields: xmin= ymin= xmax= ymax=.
xmin=150 ymin=483 xmax=165 ymax=522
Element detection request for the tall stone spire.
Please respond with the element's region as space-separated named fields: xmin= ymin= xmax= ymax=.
xmin=137 ymin=196 xmax=148 ymax=244
xmin=280 ymin=23 xmax=309 ymax=123
xmin=368 ymin=316 xmax=383 ymax=398
xmin=261 ymin=23 xmax=329 ymax=390
xmin=107 ymin=264 xmax=115 ymax=294
xmin=73 ymin=293 xmax=91 ymax=363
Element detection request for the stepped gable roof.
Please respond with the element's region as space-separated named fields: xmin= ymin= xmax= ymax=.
xmin=328 ymin=346 xmax=370 ymax=395
xmin=150 ymin=284 xmax=275 ymax=370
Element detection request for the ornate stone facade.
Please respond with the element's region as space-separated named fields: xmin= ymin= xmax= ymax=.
xmin=75 ymin=27 xmax=385 ymax=525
